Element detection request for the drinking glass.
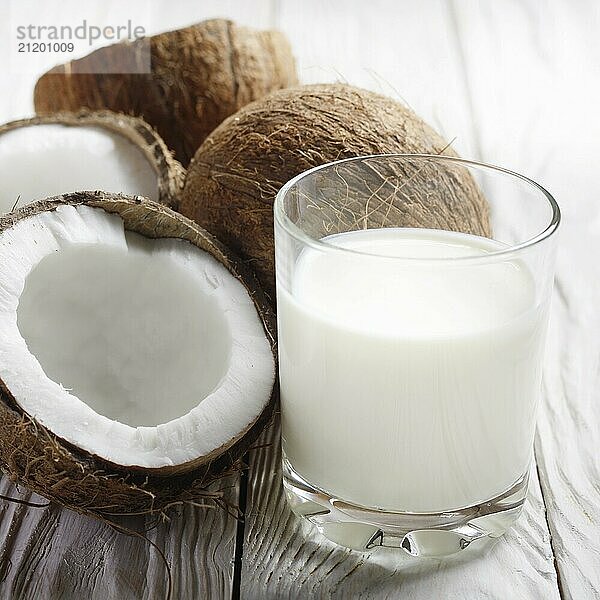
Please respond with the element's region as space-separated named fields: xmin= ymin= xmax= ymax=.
xmin=274 ymin=154 xmax=560 ymax=557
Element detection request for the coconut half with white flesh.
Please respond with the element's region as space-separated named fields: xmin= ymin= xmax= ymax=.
xmin=0 ymin=111 xmax=184 ymax=215
xmin=0 ymin=192 xmax=277 ymax=514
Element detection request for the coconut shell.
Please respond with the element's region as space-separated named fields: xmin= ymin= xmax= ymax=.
xmin=0 ymin=192 xmax=277 ymax=515
xmin=0 ymin=111 xmax=185 ymax=209
xmin=179 ymin=83 xmax=492 ymax=298
xmin=34 ymin=19 xmax=298 ymax=165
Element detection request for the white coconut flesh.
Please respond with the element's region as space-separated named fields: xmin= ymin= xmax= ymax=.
xmin=0 ymin=205 xmax=275 ymax=468
xmin=0 ymin=125 xmax=158 ymax=214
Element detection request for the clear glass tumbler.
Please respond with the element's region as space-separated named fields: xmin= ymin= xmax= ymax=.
xmin=274 ymin=154 xmax=560 ymax=557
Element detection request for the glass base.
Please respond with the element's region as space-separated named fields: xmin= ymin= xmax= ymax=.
xmin=283 ymin=457 xmax=528 ymax=557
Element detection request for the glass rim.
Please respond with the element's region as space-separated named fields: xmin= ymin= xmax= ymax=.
xmin=274 ymin=153 xmax=561 ymax=263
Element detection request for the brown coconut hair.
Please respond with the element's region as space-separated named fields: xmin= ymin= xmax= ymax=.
xmin=179 ymin=83 xmax=491 ymax=298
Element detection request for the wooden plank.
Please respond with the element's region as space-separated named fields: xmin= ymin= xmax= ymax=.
xmin=240 ymin=2 xmax=561 ymax=596
xmin=449 ymin=1 xmax=600 ymax=597
xmin=0 ymin=476 xmax=240 ymax=600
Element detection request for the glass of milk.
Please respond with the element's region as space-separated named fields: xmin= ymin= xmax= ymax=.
xmin=274 ymin=154 xmax=560 ymax=557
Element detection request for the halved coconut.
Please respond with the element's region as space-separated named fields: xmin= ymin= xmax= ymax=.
xmin=0 ymin=111 xmax=184 ymax=215
xmin=0 ymin=192 xmax=276 ymax=514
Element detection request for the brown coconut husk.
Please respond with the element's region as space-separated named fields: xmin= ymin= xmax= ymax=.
xmin=34 ymin=19 xmax=298 ymax=165
xmin=179 ymin=84 xmax=492 ymax=298
xmin=0 ymin=192 xmax=277 ymax=516
xmin=0 ymin=111 xmax=185 ymax=209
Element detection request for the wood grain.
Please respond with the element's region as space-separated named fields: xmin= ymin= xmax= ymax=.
xmin=0 ymin=476 xmax=240 ymax=600
xmin=241 ymin=421 xmax=560 ymax=600
xmin=0 ymin=0 xmax=598 ymax=598
xmin=449 ymin=1 xmax=600 ymax=597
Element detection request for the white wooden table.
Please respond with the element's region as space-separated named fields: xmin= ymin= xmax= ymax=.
xmin=0 ymin=1 xmax=598 ymax=598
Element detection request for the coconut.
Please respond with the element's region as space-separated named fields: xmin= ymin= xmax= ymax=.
xmin=0 ymin=111 xmax=184 ymax=214
xmin=34 ymin=19 xmax=298 ymax=165
xmin=179 ymin=84 xmax=492 ymax=297
xmin=0 ymin=192 xmax=276 ymax=515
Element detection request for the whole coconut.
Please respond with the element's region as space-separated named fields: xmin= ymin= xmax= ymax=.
xmin=179 ymin=84 xmax=491 ymax=297
xmin=34 ymin=19 xmax=298 ymax=165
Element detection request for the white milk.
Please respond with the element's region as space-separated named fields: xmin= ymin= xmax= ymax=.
xmin=278 ymin=228 xmax=547 ymax=513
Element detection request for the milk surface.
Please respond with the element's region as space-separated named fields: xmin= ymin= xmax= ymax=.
xmin=278 ymin=228 xmax=546 ymax=512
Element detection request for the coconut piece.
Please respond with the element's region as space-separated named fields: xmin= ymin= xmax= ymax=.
xmin=179 ymin=83 xmax=492 ymax=297
xmin=34 ymin=19 xmax=298 ymax=165
xmin=0 ymin=111 xmax=184 ymax=214
xmin=0 ymin=192 xmax=276 ymax=514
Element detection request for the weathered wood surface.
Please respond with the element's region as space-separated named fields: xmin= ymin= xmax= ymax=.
xmin=451 ymin=2 xmax=600 ymax=598
xmin=241 ymin=422 xmax=560 ymax=600
xmin=0 ymin=0 xmax=599 ymax=599
xmin=0 ymin=477 xmax=240 ymax=600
